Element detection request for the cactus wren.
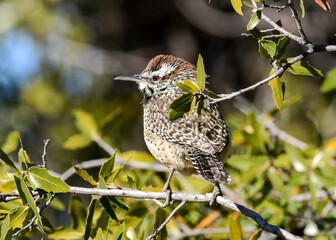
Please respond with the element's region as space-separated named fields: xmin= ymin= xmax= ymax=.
xmin=115 ymin=55 xmax=231 ymax=205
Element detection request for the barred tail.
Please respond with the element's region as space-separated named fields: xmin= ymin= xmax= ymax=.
xmin=186 ymin=147 xmax=231 ymax=184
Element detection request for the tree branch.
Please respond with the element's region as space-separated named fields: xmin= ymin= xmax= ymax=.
xmin=146 ymin=201 xmax=187 ymax=240
xmin=67 ymin=186 xmax=303 ymax=240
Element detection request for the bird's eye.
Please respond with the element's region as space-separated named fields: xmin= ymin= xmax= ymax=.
xmin=153 ymin=76 xmax=159 ymax=81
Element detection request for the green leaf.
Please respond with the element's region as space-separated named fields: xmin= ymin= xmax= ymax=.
xmin=321 ymin=67 xmax=336 ymax=93
xmin=169 ymin=110 xmax=185 ymax=121
xmin=15 ymin=175 xmax=44 ymax=231
xmin=0 ymin=214 xmax=10 ymax=240
xmin=281 ymin=59 xmax=323 ymax=77
xmin=99 ymin=196 xmax=118 ymax=222
xmin=197 ymin=54 xmax=206 ymax=90
xmin=314 ymin=171 xmax=336 ymax=188
xmin=84 ymin=199 xmax=97 ymax=240
xmin=247 ymin=10 xmax=261 ymax=30
xmin=113 ymin=222 xmax=125 ymax=240
xmin=231 ymin=0 xmax=243 ymax=15
xmin=169 ymin=93 xmax=193 ymax=112
xmin=268 ymin=68 xmax=285 ymax=110
xmin=0 ymin=148 xmax=18 ymax=171
xmin=26 ymin=166 xmax=69 ymax=192
xmin=73 ymin=109 xmax=98 ymax=137
xmin=154 ymin=208 xmax=167 ymax=240
xmin=258 ymin=41 xmax=269 ymax=59
xmin=187 ymin=97 xmax=197 ymax=119
xmin=249 ymin=228 xmax=262 ymax=240
xmin=268 ymin=167 xmax=285 ymax=193
xmin=69 ymin=194 xmax=86 ymax=232
xmin=99 ymin=151 xmax=117 ymax=179
xmin=243 ymin=1 xmax=257 ymax=8
xmin=63 ymin=134 xmax=92 ymax=150
xmin=202 ymin=90 xmax=220 ymax=98
xmin=106 ymin=159 xmax=130 ymax=184
xmin=9 ymin=206 xmax=28 ymax=229
xmin=299 ymin=0 xmax=305 ymax=18
xmin=276 ymin=37 xmax=290 ymax=59
xmin=260 ymin=40 xmax=277 ymax=57
xmin=176 ymin=79 xmax=200 ymax=93
xmin=229 ymin=213 xmax=243 ymax=240
xmin=1 ymin=131 xmax=19 ymax=154
xmin=74 ymin=167 xmax=97 ymax=186
xmin=95 ymin=228 xmax=104 ymax=240
xmin=249 ymin=27 xmax=262 ymax=40
xmin=18 ymin=148 xmax=31 ymax=170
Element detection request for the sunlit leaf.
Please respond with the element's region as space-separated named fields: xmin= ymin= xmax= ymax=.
xmin=243 ymin=1 xmax=257 ymax=8
xmin=176 ymin=79 xmax=200 ymax=93
xmin=95 ymin=228 xmax=104 ymax=240
xmin=260 ymin=40 xmax=277 ymax=57
xmin=281 ymin=59 xmax=323 ymax=77
xmin=1 ymin=131 xmax=19 ymax=154
xmin=187 ymin=97 xmax=197 ymax=119
xmin=0 ymin=214 xmax=10 ymax=240
xmin=106 ymin=159 xmax=130 ymax=184
xmin=74 ymin=167 xmax=97 ymax=186
xmin=14 ymin=175 xmax=44 ymax=231
xmin=73 ymin=109 xmax=98 ymax=137
xmin=197 ymin=54 xmax=206 ymax=90
xmin=118 ymin=151 xmax=155 ymax=163
xmin=63 ymin=134 xmax=92 ymax=150
xmin=9 ymin=206 xmax=28 ymax=230
xmin=0 ymin=148 xmax=18 ymax=171
xmin=268 ymin=68 xmax=285 ymax=110
xmin=321 ymin=67 xmax=336 ymax=93
xmin=18 ymin=148 xmax=32 ymax=170
xmin=26 ymin=166 xmax=69 ymax=192
xmin=231 ymin=0 xmax=243 ymax=15
xmin=202 ymin=90 xmax=220 ymax=98
xmin=84 ymin=199 xmax=96 ymax=240
xmin=99 ymin=151 xmax=117 ymax=179
xmin=229 ymin=213 xmax=243 ymax=240
xmin=249 ymin=228 xmax=262 ymax=240
xmin=113 ymin=222 xmax=125 ymax=240
xmin=247 ymin=10 xmax=261 ymax=30
xmin=258 ymin=41 xmax=269 ymax=59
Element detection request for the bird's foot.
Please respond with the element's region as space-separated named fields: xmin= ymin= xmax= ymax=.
xmin=161 ymin=168 xmax=175 ymax=207
xmin=209 ymin=183 xmax=222 ymax=207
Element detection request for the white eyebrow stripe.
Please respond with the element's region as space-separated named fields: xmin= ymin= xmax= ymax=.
xmin=152 ymin=63 xmax=177 ymax=77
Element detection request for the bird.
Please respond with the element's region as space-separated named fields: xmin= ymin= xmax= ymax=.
xmin=115 ymin=54 xmax=231 ymax=206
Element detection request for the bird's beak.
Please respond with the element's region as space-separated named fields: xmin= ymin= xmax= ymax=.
xmin=114 ymin=74 xmax=145 ymax=83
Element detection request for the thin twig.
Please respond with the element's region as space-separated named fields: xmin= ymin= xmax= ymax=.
xmin=39 ymin=139 xmax=50 ymax=168
xmin=67 ymin=186 xmax=302 ymax=240
xmin=146 ymin=201 xmax=187 ymax=240
xmin=12 ymin=192 xmax=56 ymax=237
xmin=288 ymin=0 xmax=309 ymax=44
xmin=263 ymin=3 xmax=289 ymax=12
xmin=210 ymin=49 xmax=312 ymax=103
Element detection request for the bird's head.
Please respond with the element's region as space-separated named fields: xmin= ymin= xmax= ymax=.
xmin=115 ymin=55 xmax=197 ymax=102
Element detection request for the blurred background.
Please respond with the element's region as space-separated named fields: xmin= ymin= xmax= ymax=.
xmin=0 ymin=0 xmax=335 ymax=174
